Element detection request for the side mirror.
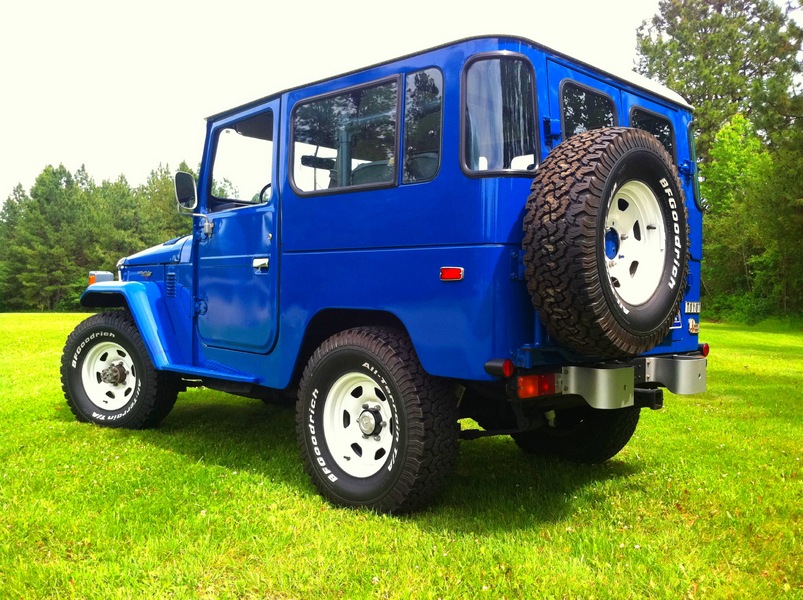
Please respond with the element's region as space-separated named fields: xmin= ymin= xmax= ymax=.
xmin=174 ymin=171 xmax=198 ymax=211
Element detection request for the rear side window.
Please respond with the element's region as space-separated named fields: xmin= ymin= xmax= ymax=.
xmin=403 ymin=68 xmax=443 ymax=183
xmin=464 ymin=56 xmax=537 ymax=172
xmin=292 ymin=79 xmax=398 ymax=193
xmin=631 ymin=108 xmax=675 ymax=159
xmin=561 ymin=82 xmax=615 ymax=138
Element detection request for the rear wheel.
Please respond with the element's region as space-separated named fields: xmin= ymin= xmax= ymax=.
xmin=61 ymin=311 xmax=179 ymax=428
xmin=296 ymin=327 xmax=458 ymax=513
xmin=513 ymin=405 xmax=640 ymax=464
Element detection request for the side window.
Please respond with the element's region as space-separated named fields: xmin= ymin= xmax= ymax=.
xmin=464 ymin=56 xmax=537 ymax=172
xmin=632 ymin=108 xmax=675 ymax=159
xmin=561 ymin=82 xmax=615 ymax=138
xmin=211 ymin=110 xmax=273 ymax=207
xmin=403 ymin=68 xmax=443 ymax=183
xmin=293 ymin=80 xmax=398 ymax=193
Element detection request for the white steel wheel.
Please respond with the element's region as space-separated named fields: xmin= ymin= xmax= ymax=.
xmin=322 ymin=371 xmax=394 ymax=478
xmin=604 ymin=179 xmax=667 ymax=306
xmin=296 ymin=327 xmax=459 ymax=513
xmin=80 ymin=340 xmax=139 ymax=411
xmin=61 ymin=310 xmax=179 ymax=429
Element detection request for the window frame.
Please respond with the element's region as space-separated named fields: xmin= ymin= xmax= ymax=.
xmin=402 ymin=66 xmax=444 ymax=185
xmin=688 ymin=120 xmax=704 ymax=211
xmin=630 ymin=106 xmax=676 ymax=163
xmin=289 ymin=75 xmax=402 ymax=197
xmin=559 ymin=79 xmax=618 ymax=140
xmin=460 ymin=51 xmax=539 ymax=178
xmin=208 ymin=107 xmax=275 ymax=211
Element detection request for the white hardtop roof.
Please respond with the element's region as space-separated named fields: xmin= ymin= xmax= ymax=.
xmin=533 ymin=35 xmax=691 ymax=109
xmin=210 ymin=33 xmax=690 ymax=120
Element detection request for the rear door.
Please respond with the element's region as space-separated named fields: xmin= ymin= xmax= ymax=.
xmin=544 ymin=59 xmax=621 ymax=148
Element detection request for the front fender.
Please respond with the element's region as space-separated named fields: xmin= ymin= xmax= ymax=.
xmin=81 ymin=281 xmax=181 ymax=369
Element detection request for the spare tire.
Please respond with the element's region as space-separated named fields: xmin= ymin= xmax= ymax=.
xmin=523 ymin=127 xmax=689 ymax=358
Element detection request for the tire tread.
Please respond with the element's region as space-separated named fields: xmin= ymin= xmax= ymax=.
xmin=60 ymin=310 xmax=178 ymax=429
xmin=523 ymin=127 xmax=689 ymax=357
xmin=296 ymin=327 xmax=458 ymax=513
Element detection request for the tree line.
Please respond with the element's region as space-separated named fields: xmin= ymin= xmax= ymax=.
xmin=1 ymin=0 xmax=802 ymax=319
xmin=0 ymin=164 xmax=191 ymax=311
xmin=638 ymin=0 xmax=803 ymax=320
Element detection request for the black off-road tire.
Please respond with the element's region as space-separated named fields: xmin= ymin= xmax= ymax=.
xmin=523 ymin=127 xmax=689 ymax=358
xmin=296 ymin=327 xmax=459 ymax=513
xmin=513 ymin=406 xmax=640 ymax=464
xmin=61 ymin=310 xmax=179 ymax=429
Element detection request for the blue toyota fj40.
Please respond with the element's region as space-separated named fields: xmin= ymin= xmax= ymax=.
xmin=62 ymin=35 xmax=707 ymax=513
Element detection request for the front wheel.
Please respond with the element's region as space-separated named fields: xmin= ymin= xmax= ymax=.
xmin=61 ymin=310 xmax=179 ymax=428
xmin=296 ymin=327 xmax=459 ymax=513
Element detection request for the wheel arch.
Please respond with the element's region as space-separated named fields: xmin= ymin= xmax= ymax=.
xmin=80 ymin=281 xmax=180 ymax=369
xmin=290 ymin=308 xmax=410 ymax=389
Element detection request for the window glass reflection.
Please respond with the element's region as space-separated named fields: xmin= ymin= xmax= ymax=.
xmin=562 ymin=83 xmax=615 ymax=138
xmin=293 ymin=81 xmax=398 ymax=192
xmin=632 ymin=108 xmax=675 ymax=159
xmin=404 ymin=68 xmax=443 ymax=183
xmin=465 ymin=58 xmax=536 ymax=172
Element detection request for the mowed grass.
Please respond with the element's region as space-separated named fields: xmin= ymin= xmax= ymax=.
xmin=0 ymin=314 xmax=801 ymax=599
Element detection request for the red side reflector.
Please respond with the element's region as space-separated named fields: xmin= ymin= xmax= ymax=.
xmin=501 ymin=359 xmax=515 ymax=378
xmin=517 ymin=373 xmax=556 ymax=399
xmin=699 ymin=343 xmax=710 ymax=357
xmin=440 ymin=267 xmax=464 ymax=281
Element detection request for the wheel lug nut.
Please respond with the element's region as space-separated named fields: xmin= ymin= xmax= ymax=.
xmin=362 ymin=404 xmax=369 ymax=410
xmin=380 ymin=421 xmax=387 ymax=427
xmin=372 ymin=435 xmax=381 ymax=441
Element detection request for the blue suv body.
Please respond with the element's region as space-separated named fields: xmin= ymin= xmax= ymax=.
xmin=63 ymin=35 xmax=707 ymax=512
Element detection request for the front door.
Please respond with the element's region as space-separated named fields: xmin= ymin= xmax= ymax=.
xmin=196 ymin=102 xmax=279 ymax=355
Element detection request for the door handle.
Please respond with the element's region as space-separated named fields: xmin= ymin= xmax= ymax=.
xmin=252 ymin=257 xmax=270 ymax=271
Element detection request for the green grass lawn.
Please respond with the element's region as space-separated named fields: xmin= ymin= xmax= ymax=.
xmin=1 ymin=314 xmax=801 ymax=599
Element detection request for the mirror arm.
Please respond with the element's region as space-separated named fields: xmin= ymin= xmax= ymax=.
xmin=193 ymin=213 xmax=215 ymax=238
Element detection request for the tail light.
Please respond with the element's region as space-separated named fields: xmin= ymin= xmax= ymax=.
xmin=517 ymin=373 xmax=557 ymax=399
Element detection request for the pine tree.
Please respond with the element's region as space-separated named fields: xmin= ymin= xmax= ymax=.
xmin=636 ymin=0 xmax=802 ymax=159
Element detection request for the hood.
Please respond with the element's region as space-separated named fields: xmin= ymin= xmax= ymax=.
xmin=120 ymin=235 xmax=191 ymax=267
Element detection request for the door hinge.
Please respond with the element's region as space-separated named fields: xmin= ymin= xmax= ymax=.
xmin=678 ymin=159 xmax=696 ymax=184
xmin=510 ymin=250 xmax=526 ymax=281
xmin=543 ymin=117 xmax=562 ymax=148
xmin=194 ymin=298 xmax=208 ymax=315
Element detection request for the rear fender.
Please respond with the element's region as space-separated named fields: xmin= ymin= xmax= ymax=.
xmin=80 ymin=281 xmax=181 ymax=369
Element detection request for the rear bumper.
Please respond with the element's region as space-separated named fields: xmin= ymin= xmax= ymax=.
xmin=559 ymin=354 xmax=707 ymax=410
xmin=633 ymin=355 xmax=707 ymax=395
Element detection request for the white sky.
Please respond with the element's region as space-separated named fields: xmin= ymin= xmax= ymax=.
xmin=0 ymin=0 xmax=663 ymax=202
